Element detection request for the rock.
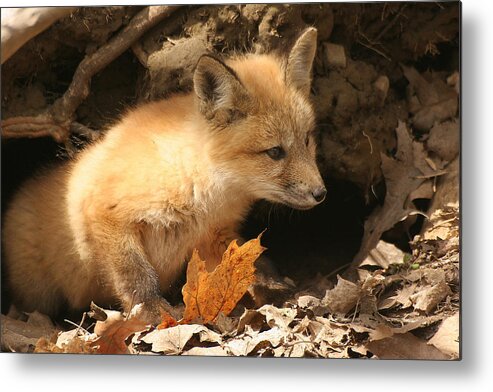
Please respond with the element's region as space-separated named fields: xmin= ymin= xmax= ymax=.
xmin=427 ymin=120 xmax=459 ymax=162
xmin=413 ymin=98 xmax=458 ymax=131
xmin=323 ymin=42 xmax=347 ymax=69
xmin=373 ymin=75 xmax=389 ymax=105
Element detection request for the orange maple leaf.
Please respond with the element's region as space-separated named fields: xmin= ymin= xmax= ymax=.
xmin=157 ymin=310 xmax=178 ymax=330
xmin=181 ymin=233 xmax=266 ymax=324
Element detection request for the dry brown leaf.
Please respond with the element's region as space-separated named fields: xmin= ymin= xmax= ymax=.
xmin=323 ymin=275 xmax=361 ymax=314
xmin=283 ymin=340 xmax=314 ymax=358
xmin=389 ymin=283 xmax=418 ymax=309
xmin=313 ymin=317 xmax=351 ymax=347
xmin=35 ymin=331 xmax=96 ymax=354
xmin=56 ymin=330 xmax=96 ymax=353
xmin=402 ymin=65 xmax=458 ymax=131
xmin=427 ymin=120 xmax=459 ymax=162
xmin=89 ymin=304 xmax=149 ymax=354
xmin=361 ymin=240 xmax=406 ymax=269
xmin=236 ymin=308 xmax=266 ymax=334
xmin=297 ymin=295 xmax=321 ymax=309
xmin=157 ymin=310 xmax=178 ymax=330
xmin=182 ymin=234 xmax=266 ymax=324
xmin=409 ymin=180 xmax=434 ymax=204
xmin=296 ymin=295 xmax=330 ymax=316
xmin=226 ymin=326 xmax=284 ymax=356
xmin=352 ymin=121 xmax=443 ymax=266
xmin=141 ymin=324 xmax=221 ymax=355
xmin=236 ymin=304 xmax=297 ymax=335
xmin=246 ymin=266 xmax=294 ymax=308
xmin=183 ymin=346 xmax=230 ymax=356
xmin=260 ymin=305 xmax=297 ymax=331
xmin=366 ymin=332 xmax=450 ymax=360
xmin=1 ymin=311 xmax=56 ymax=353
xmin=377 ymin=296 xmax=397 ymax=311
xmin=428 ymin=312 xmax=459 ymax=359
xmin=34 ymin=336 xmax=63 ymax=353
xmin=214 ymin=312 xmax=237 ymax=335
xmin=413 ymin=98 xmax=458 ymax=131
xmin=411 ymin=281 xmax=452 ymax=313
xmin=401 ymin=65 xmax=440 ymax=107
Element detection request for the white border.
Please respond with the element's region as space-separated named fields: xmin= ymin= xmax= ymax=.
xmin=2 ymin=1 xmax=493 ymax=391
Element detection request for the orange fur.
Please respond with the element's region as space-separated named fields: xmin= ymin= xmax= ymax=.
xmin=3 ymin=28 xmax=325 ymax=323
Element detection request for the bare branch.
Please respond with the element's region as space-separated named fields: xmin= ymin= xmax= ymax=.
xmin=1 ymin=5 xmax=181 ymax=142
xmin=49 ymin=5 xmax=180 ymax=122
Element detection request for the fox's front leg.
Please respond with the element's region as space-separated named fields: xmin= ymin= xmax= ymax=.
xmin=93 ymin=225 xmax=172 ymax=324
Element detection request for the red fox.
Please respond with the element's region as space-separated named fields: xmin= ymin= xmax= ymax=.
xmin=3 ymin=28 xmax=326 ymax=323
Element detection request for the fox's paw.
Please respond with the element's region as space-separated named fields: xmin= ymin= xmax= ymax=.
xmin=140 ymin=297 xmax=182 ymax=325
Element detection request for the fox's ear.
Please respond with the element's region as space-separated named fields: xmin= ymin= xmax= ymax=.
xmin=286 ymin=27 xmax=317 ymax=95
xmin=194 ymin=55 xmax=249 ymax=123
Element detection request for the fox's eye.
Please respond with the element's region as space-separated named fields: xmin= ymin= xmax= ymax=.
xmin=265 ymin=146 xmax=286 ymax=160
xmin=305 ymin=135 xmax=310 ymax=147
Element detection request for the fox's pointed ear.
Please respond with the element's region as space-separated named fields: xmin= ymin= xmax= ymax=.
xmin=286 ymin=27 xmax=317 ymax=95
xmin=194 ymin=55 xmax=249 ymax=123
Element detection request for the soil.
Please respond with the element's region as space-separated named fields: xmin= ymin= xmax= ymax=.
xmin=1 ymin=3 xmax=460 ymax=357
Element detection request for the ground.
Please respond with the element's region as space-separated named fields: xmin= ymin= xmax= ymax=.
xmin=0 ymin=3 xmax=460 ymax=358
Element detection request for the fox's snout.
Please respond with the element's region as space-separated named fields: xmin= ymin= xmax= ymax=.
xmin=280 ymin=165 xmax=326 ymax=210
xmin=312 ymin=186 xmax=327 ymax=203
xmin=290 ymin=182 xmax=327 ymax=210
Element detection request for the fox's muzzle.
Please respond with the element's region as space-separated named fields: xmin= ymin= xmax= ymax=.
xmin=311 ymin=186 xmax=327 ymax=203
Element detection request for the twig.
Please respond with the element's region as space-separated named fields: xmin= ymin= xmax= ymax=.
xmin=414 ymin=170 xmax=448 ymax=179
xmin=324 ymin=261 xmax=353 ymax=281
xmin=51 ymin=5 xmax=179 ymax=121
xmin=1 ymin=5 xmax=180 ymax=141
xmin=371 ymin=185 xmax=378 ymax=200
xmin=362 ymin=131 xmax=373 ymax=154
xmin=64 ymin=312 xmax=90 ymax=335
xmin=373 ymin=4 xmax=407 ymax=43
xmin=357 ymin=39 xmax=392 ymax=61
xmin=351 ymin=299 xmax=360 ymax=323
xmin=357 ymin=4 xmax=407 ymax=64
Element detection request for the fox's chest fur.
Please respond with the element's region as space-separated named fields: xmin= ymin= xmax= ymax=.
xmin=127 ymin=183 xmax=249 ymax=292
xmin=68 ymin=111 xmax=252 ymax=291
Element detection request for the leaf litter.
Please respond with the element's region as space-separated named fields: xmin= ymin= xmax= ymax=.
xmin=3 ymin=203 xmax=459 ymax=358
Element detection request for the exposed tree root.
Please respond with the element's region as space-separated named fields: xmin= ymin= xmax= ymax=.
xmin=1 ymin=5 xmax=180 ymax=143
xmin=1 ymin=115 xmax=68 ymax=141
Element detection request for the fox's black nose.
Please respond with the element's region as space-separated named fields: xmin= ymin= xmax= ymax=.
xmin=312 ymin=187 xmax=327 ymax=203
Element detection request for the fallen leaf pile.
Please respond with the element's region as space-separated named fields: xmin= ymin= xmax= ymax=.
xmin=353 ymin=68 xmax=458 ymax=267
xmin=1 ymin=310 xmax=56 ymax=353
xmin=1 ymin=202 xmax=459 ymax=358
xmin=352 ymin=121 xmax=445 ymax=265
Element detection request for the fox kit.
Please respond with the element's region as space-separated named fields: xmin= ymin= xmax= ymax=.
xmin=3 ymin=28 xmax=326 ymax=323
